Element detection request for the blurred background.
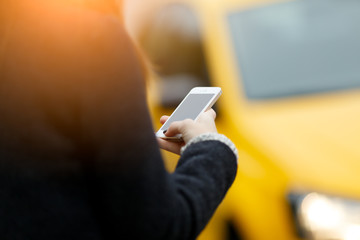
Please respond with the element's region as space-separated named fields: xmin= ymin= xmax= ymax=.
xmin=123 ymin=0 xmax=360 ymax=239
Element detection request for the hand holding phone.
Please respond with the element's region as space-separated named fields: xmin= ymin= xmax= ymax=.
xmin=157 ymin=108 xmax=218 ymax=154
xmin=156 ymin=87 xmax=222 ymax=141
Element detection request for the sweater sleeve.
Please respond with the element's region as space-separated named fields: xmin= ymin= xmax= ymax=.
xmin=0 ymin=2 xmax=237 ymax=239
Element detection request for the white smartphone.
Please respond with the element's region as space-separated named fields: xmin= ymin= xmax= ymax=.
xmin=156 ymin=87 xmax=222 ymax=141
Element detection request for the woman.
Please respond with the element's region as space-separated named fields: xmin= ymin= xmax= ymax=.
xmin=0 ymin=0 xmax=237 ymax=239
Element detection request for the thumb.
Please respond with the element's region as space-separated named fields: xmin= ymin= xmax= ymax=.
xmin=164 ymin=119 xmax=193 ymax=137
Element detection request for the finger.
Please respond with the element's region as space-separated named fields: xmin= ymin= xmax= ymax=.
xmin=164 ymin=121 xmax=183 ymax=137
xmin=205 ymin=108 xmax=216 ymax=120
xmin=164 ymin=119 xmax=193 ymax=137
xmin=160 ymin=115 xmax=169 ymax=124
xmin=197 ymin=109 xmax=216 ymax=123
xmin=157 ymin=138 xmax=183 ymax=155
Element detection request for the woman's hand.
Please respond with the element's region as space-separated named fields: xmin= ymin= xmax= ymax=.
xmin=157 ymin=109 xmax=218 ymax=155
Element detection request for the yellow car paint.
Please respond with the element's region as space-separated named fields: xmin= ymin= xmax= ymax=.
xmin=137 ymin=0 xmax=360 ymax=239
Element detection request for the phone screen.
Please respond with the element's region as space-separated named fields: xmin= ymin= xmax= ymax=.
xmin=161 ymin=93 xmax=215 ymax=131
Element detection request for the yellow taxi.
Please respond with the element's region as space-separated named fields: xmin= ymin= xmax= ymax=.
xmin=131 ymin=0 xmax=360 ymax=239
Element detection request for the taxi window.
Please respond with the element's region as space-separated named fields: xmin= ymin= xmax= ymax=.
xmin=228 ymin=0 xmax=360 ymax=100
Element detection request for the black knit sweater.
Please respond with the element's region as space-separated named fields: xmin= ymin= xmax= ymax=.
xmin=0 ymin=1 xmax=237 ymax=239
